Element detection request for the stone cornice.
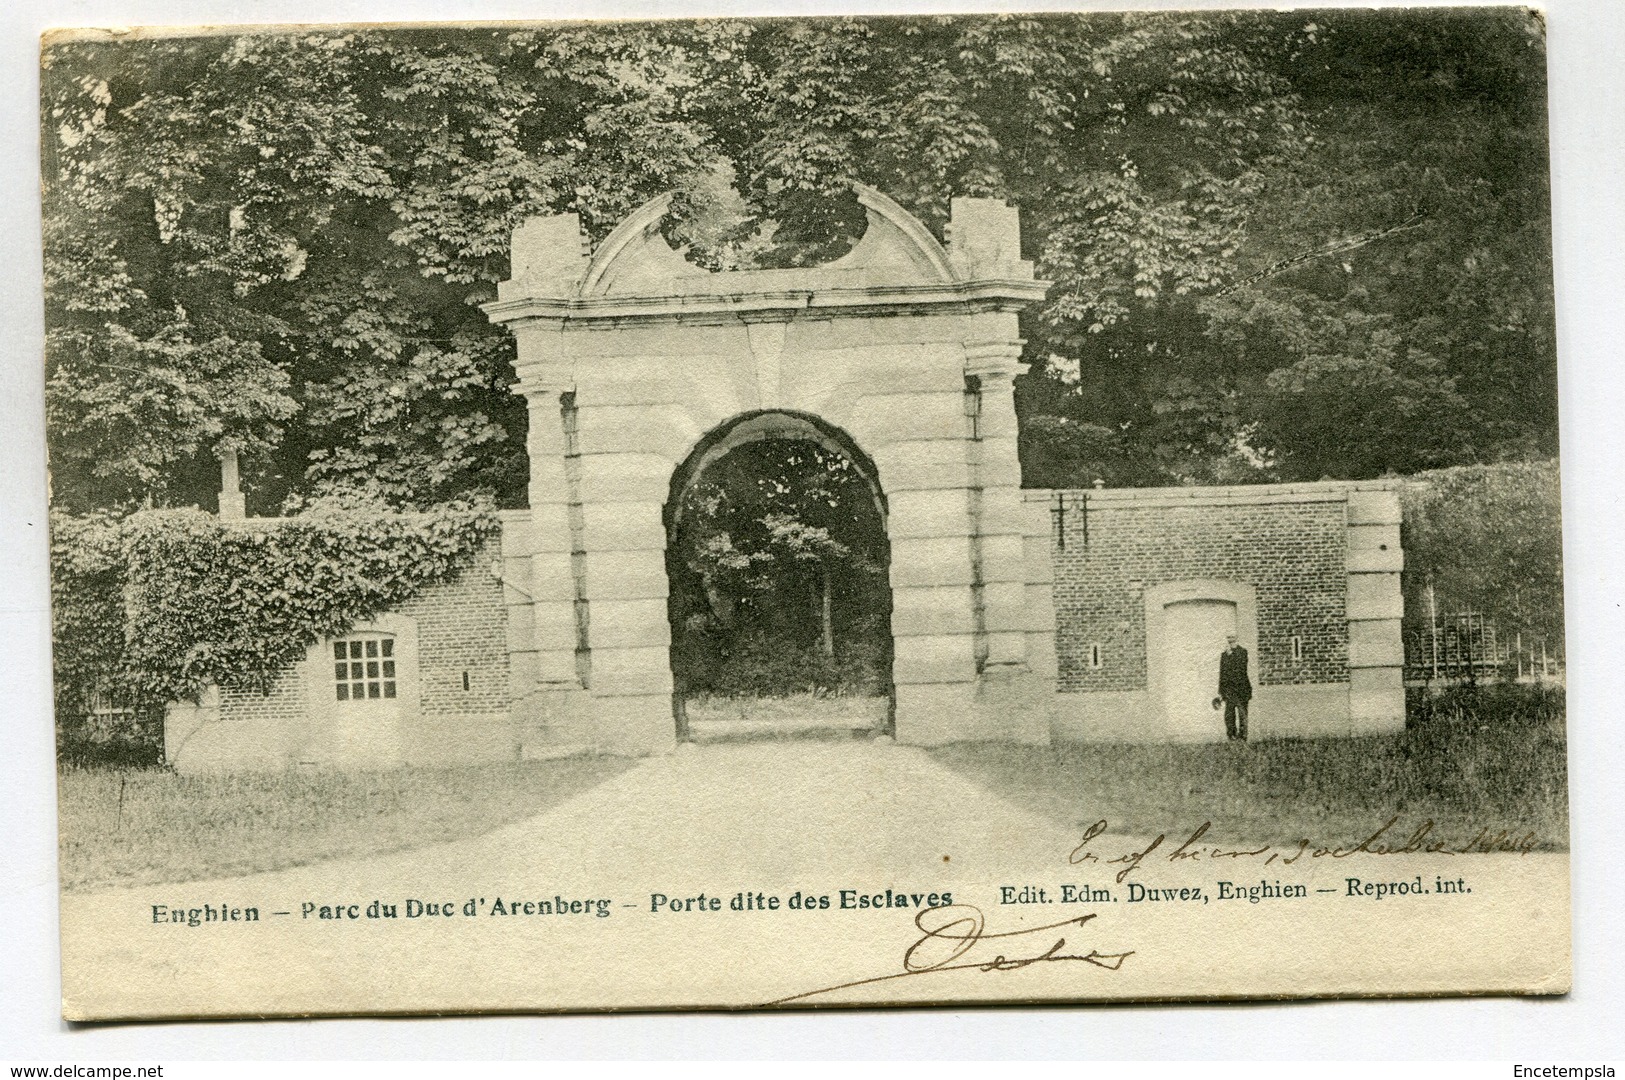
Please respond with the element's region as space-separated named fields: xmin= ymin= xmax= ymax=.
xmin=481 ymin=278 xmax=1051 ymax=328
xmin=1022 ymin=479 xmax=1404 ymax=510
xmin=963 ymin=339 xmax=1029 ymax=379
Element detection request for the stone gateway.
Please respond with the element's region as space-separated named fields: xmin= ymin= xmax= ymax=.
xmin=165 ymin=187 xmax=1404 ymax=770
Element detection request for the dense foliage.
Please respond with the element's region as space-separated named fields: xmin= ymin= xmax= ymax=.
xmin=43 ymin=11 xmax=1556 ymax=511
xmin=49 ymin=512 xmax=140 ymax=760
xmin=1401 ymin=459 xmax=1564 ymax=656
xmin=668 ymin=438 xmax=891 ymax=697
xmin=50 ymin=502 xmax=497 ymax=754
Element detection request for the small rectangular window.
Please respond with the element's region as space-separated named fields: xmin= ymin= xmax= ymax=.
xmin=1086 ymin=643 xmax=1103 ymax=668
xmin=332 ymin=635 xmax=397 ymax=701
xmin=1290 ymin=635 xmax=1305 ymax=662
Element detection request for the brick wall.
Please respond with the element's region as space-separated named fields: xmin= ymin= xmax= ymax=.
xmin=220 ymin=678 xmax=305 ymax=725
xmin=398 ymin=537 xmax=510 ymax=716
xmin=217 ymin=537 xmax=509 ymax=723
xmin=1042 ymin=491 xmax=1348 ymax=693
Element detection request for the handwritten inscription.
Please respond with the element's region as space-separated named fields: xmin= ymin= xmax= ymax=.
xmin=1068 ymin=818 xmax=1538 ymax=882
xmin=767 ymin=905 xmax=1134 ymax=1006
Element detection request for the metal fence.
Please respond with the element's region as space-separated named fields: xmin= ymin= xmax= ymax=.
xmin=1404 ymin=611 xmax=1563 ymax=686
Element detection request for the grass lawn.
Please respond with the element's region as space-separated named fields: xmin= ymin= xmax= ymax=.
xmin=928 ymin=703 xmax=1569 ymax=852
xmin=57 ymin=756 xmax=637 ymax=893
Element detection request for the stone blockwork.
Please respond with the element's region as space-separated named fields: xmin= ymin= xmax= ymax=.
xmin=482 ymin=185 xmax=1409 ymax=752
xmin=485 ymin=185 xmax=1051 ymax=752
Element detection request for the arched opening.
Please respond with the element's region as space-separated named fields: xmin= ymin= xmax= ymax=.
xmin=664 ymin=411 xmax=895 ymax=743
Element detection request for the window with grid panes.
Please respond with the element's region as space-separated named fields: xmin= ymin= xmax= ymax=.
xmin=333 ymin=636 xmax=396 ymax=701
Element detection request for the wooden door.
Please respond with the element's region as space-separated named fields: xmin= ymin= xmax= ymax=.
xmin=329 ymin=634 xmax=403 ymax=766
xmin=1158 ymin=599 xmax=1237 ymax=742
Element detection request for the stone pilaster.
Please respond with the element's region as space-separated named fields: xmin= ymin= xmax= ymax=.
xmin=218 ymin=448 xmax=246 ymax=521
xmin=1345 ymin=486 xmax=1407 ymax=733
xmin=569 ymin=399 xmax=679 ymax=755
xmin=499 ymin=368 xmax=592 ymax=753
xmin=964 ymin=340 xmax=1031 ymax=673
xmin=861 ymin=385 xmax=984 ymax=745
xmin=519 ymin=387 xmax=584 ymax=694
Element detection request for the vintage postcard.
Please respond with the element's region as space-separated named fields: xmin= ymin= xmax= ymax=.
xmin=43 ymin=8 xmax=1569 ymax=1019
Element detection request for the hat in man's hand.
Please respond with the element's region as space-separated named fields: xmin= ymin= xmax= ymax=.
xmin=1212 ymin=697 xmax=1224 ymax=710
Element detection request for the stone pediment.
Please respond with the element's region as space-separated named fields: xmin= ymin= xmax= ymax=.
xmin=487 ymin=183 xmax=1047 ymax=323
xmin=581 ymin=185 xmax=956 ymax=296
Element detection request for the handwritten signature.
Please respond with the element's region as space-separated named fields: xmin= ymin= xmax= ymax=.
xmin=1069 ymin=817 xmax=1543 ymax=884
xmin=766 ymin=905 xmax=1133 ymax=1006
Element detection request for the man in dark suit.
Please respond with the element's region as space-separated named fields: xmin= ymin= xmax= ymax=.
xmin=1218 ymin=633 xmax=1252 ymax=741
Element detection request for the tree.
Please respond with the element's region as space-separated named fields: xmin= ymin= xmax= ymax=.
xmin=42 ymin=27 xmax=722 ymax=512
xmin=45 ymin=319 xmax=297 ymax=509
xmin=1006 ymin=10 xmax=1552 ymax=485
xmin=1401 ymin=460 xmax=1564 ymax=659
xmin=668 ymin=439 xmax=890 ymax=696
xmin=42 ymin=13 xmax=1559 ymax=509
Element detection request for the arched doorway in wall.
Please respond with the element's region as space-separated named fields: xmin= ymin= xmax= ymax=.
xmin=664 ymin=411 xmax=895 ymax=743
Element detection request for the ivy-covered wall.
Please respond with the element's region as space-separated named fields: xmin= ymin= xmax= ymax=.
xmin=50 ymin=501 xmax=498 ymax=763
xmin=191 ymin=536 xmax=514 ymax=770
